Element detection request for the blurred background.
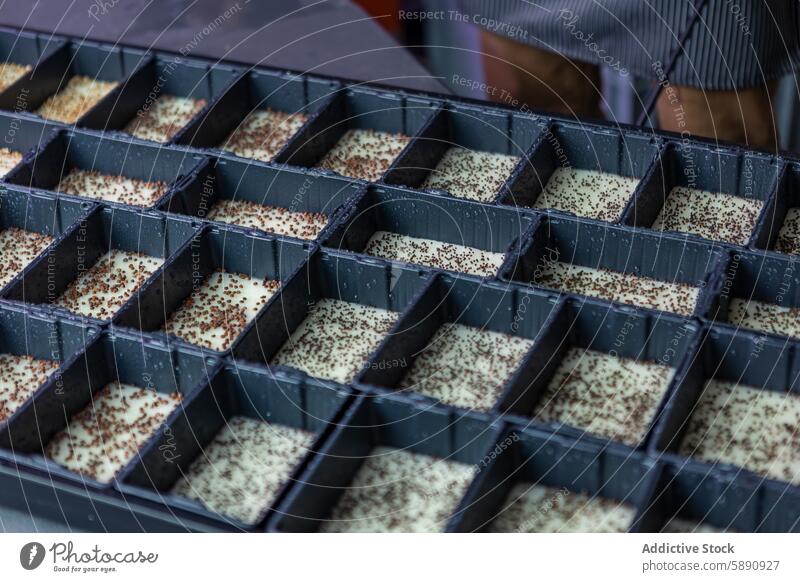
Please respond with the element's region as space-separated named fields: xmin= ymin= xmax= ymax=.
xmin=1 ymin=0 xmax=798 ymax=144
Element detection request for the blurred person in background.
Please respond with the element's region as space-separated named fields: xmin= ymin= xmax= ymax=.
xmin=453 ymin=1 xmax=800 ymax=150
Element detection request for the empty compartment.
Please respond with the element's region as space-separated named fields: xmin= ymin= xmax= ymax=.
xmin=652 ymin=325 xmax=800 ymax=489
xmin=0 ymin=112 xmax=52 ymax=176
xmin=5 ymin=128 xmax=207 ymax=208
xmin=323 ymin=186 xmax=533 ymax=278
xmin=159 ymin=157 xmax=362 ymax=241
xmin=0 ymin=187 xmax=90 ymax=289
xmin=382 ymin=103 xmax=542 ymax=203
xmin=0 ymin=304 xmax=97 ymax=426
xmin=114 ymin=226 xmax=311 ymax=353
xmin=118 ymin=362 xmax=349 ymax=529
xmin=3 ymin=205 xmax=197 ymax=322
xmin=628 ymin=143 xmax=779 ymax=245
xmin=710 ymin=250 xmax=800 ymax=340
xmin=359 ymin=273 xmax=557 ymax=413
xmin=270 ymin=394 xmax=502 ymax=532
xmin=0 ymin=330 xmax=219 ymax=488
xmin=188 ymin=68 xmax=338 ymax=161
xmin=452 ymin=427 xmax=658 ymax=532
xmin=282 ymin=87 xmax=438 ymax=181
xmin=102 ymin=56 xmax=239 ymax=144
xmin=14 ymin=41 xmax=147 ymax=126
xmin=233 ymin=251 xmax=429 ymax=384
xmin=757 ymin=161 xmax=800 ymax=254
xmin=502 ymin=298 xmax=698 ymax=448
xmin=510 ymin=215 xmax=723 ymax=317
xmin=500 ymin=122 xmax=658 ymax=223
xmin=0 ymin=29 xmax=64 ymax=99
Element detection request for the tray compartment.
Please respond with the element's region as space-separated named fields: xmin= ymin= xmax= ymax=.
xmin=754 ymin=161 xmax=800 ymax=254
xmin=0 ymin=112 xmax=54 ymax=176
xmin=100 ymin=55 xmax=240 ymax=144
xmin=8 ymin=40 xmax=148 ymax=127
xmin=0 ymin=303 xmax=98 ymax=427
xmin=651 ymin=324 xmax=800 ymax=513
xmin=117 ymin=362 xmax=350 ymax=530
xmin=634 ymin=461 xmax=798 ymax=533
xmin=0 ymin=329 xmax=220 ymax=491
xmin=158 ymin=156 xmax=362 ymax=241
xmin=358 ymin=273 xmax=558 ymax=414
xmin=0 ymin=461 xmax=223 ymax=531
xmin=0 ymin=186 xmax=92 ymax=290
xmin=0 ymin=29 xmax=65 ymax=108
xmin=499 ymin=122 xmax=659 ymax=223
xmin=500 ymin=297 xmax=699 ymax=450
xmin=625 ymin=142 xmax=780 ymax=245
xmin=708 ymin=249 xmax=800 ymax=340
xmin=381 ymin=103 xmax=543 ymax=203
xmin=451 ymin=427 xmax=659 ymax=532
xmin=5 ymin=128 xmax=207 ymax=208
xmin=509 ymin=214 xmax=725 ymax=317
xmin=232 ymin=250 xmax=429 ymax=383
xmin=322 ymin=185 xmax=534 ymax=279
xmin=2 ymin=204 xmax=198 ymax=322
xmin=113 ymin=225 xmax=311 ymax=354
xmin=269 ymin=394 xmax=503 ymax=532
xmin=278 ymin=87 xmax=439 ymax=181
xmin=185 ymin=68 xmax=339 ymax=160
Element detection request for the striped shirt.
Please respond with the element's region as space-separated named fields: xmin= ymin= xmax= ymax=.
xmin=456 ymin=0 xmax=800 ymax=89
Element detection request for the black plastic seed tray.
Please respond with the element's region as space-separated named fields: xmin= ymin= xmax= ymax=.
xmin=0 ymin=323 xmax=227 ymax=531
xmin=158 ymin=155 xmax=363 ymax=241
xmin=509 ymin=214 xmax=726 ymax=317
xmin=0 ymin=185 xmax=91 ymax=289
xmin=96 ymin=55 xmax=241 ymax=144
xmin=649 ymin=324 xmax=800 ymax=532
xmin=0 ymin=309 xmax=219 ymax=531
xmin=269 ymin=393 xmax=504 ymax=532
xmin=0 ymin=303 xmax=98 ymax=473
xmin=232 ymin=249 xmax=430 ymax=380
xmin=754 ymin=160 xmax=800 ymax=254
xmin=6 ymin=39 xmax=148 ymax=129
xmin=278 ymin=86 xmax=440 ymax=176
xmin=2 ymin=204 xmax=199 ymax=323
xmin=0 ymin=328 xmax=220 ymax=514
xmin=0 ymin=185 xmax=89 ymax=233
xmin=0 ymin=28 xmax=65 ymax=109
xmin=707 ymin=248 xmax=800 ymax=339
xmin=635 ymin=460 xmax=797 ymax=533
xmin=4 ymin=128 xmax=207 ymax=209
xmin=0 ymin=461 xmax=224 ymax=532
xmin=357 ymin=272 xmax=558 ymax=414
xmin=322 ymin=185 xmax=534 ymax=280
xmin=449 ymin=425 xmax=660 ymax=532
xmin=0 ymin=111 xmax=54 ymax=175
xmin=381 ymin=102 xmax=543 ymax=198
xmin=117 ymin=361 xmax=351 ymax=531
xmin=499 ymin=121 xmax=660 ymax=217
xmin=112 ymin=225 xmax=312 ymax=355
xmin=0 ymin=26 xmax=800 ymax=531
xmin=0 ymin=310 xmax=98 ymax=451
xmin=0 ymin=302 xmax=97 ymax=399
xmin=499 ymin=296 xmax=700 ymax=450
xmin=184 ymin=68 xmax=340 ymax=159
xmin=624 ymin=141 xmax=780 ymax=245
